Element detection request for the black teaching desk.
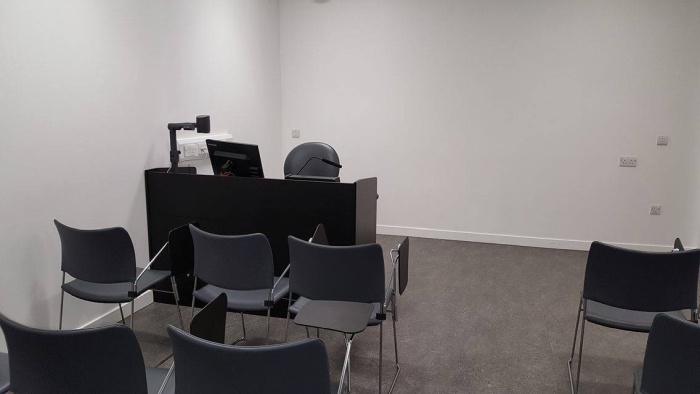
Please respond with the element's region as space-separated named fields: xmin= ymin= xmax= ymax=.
xmin=144 ymin=168 xmax=377 ymax=317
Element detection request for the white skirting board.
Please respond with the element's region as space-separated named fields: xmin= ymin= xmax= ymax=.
xmin=377 ymin=225 xmax=685 ymax=252
xmin=78 ymin=291 xmax=154 ymax=329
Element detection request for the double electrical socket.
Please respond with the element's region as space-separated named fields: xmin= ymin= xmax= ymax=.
xmin=619 ymin=156 xmax=637 ymax=167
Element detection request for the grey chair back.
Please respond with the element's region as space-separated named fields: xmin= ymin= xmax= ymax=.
xmin=168 ymin=326 xmax=331 ymax=393
xmin=190 ymin=293 xmax=227 ymax=344
xmin=189 ymin=225 xmax=273 ymax=290
xmin=284 ymin=142 xmax=341 ymax=177
xmin=582 ymin=241 xmax=700 ymax=312
xmin=288 ymin=236 xmax=385 ymax=303
xmin=0 ymin=313 xmax=148 ymax=394
xmin=54 ymin=220 xmax=136 ymax=283
xmin=639 ymin=313 xmax=700 ymax=394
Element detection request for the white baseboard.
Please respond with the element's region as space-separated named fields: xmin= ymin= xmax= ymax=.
xmin=78 ymin=292 xmax=154 ymax=329
xmin=377 ymin=225 xmax=678 ymax=252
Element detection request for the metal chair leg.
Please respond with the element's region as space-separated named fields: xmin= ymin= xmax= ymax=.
xmin=379 ymin=321 xmax=384 ymax=394
xmin=266 ymin=307 xmax=271 ymax=345
xmin=130 ymin=300 xmax=135 ymax=330
xmin=170 ymin=277 xmax=185 ymax=329
xmin=389 ymin=296 xmax=401 ymax=393
xmin=338 ymin=335 xmax=354 ymax=394
xmin=575 ymin=316 xmax=587 ymax=393
xmin=567 ymin=298 xmax=584 ymax=394
xmin=306 ymin=327 xmax=310 ymax=338
xmin=284 ymin=293 xmax=293 ymax=342
xmin=190 ymin=277 xmax=198 ymax=325
xmin=59 ymin=289 xmax=65 ymax=330
xmin=118 ymin=303 xmax=126 ymax=325
xmin=233 ymin=312 xmax=246 ymax=345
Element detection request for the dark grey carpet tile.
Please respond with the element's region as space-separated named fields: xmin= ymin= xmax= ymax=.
xmin=91 ymin=235 xmax=655 ymax=393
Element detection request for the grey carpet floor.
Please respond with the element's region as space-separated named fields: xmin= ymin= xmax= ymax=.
xmin=120 ymin=236 xmax=654 ymax=393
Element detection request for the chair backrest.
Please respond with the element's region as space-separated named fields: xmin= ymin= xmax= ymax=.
xmin=639 ymin=313 xmax=700 ymax=394
xmin=167 ymin=222 xmax=199 ymax=276
xmin=168 ymin=326 xmax=331 ymax=394
xmin=190 ymin=293 xmax=227 ymax=344
xmin=310 ymin=223 xmax=329 ymax=245
xmin=283 ymin=142 xmax=341 ymax=177
xmin=398 ymin=237 xmax=409 ymax=295
xmin=0 ymin=313 xmax=148 ymax=394
xmin=190 ymin=225 xmax=274 ymax=290
xmin=288 ymin=236 xmax=385 ymax=303
xmin=54 ymin=220 xmax=136 ymax=283
xmin=582 ymin=241 xmax=700 ymax=312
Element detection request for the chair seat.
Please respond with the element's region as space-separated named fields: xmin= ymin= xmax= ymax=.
xmin=193 ymin=278 xmax=289 ymax=312
xmin=290 ymin=296 xmax=383 ymax=326
xmin=0 ymin=352 xmax=9 ymax=394
xmin=62 ymin=269 xmax=171 ymax=303
xmin=146 ymin=367 xmax=174 ymax=394
xmin=585 ymin=301 xmax=687 ymax=332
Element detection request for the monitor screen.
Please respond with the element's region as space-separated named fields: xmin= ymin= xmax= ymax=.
xmin=206 ymin=139 xmax=264 ymax=178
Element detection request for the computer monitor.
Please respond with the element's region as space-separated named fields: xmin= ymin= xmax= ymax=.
xmin=206 ymin=139 xmax=264 ymax=178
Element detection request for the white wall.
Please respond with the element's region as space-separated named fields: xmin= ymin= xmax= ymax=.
xmin=280 ymin=0 xmax=700 ymax=250
xmin=0 ymin=0 xmax=281 ymax=350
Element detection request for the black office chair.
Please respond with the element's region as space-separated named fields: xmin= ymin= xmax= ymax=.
xmin=0 ymin=352 xmax=8 ymax=394
xmin=567 ymin=241 xmax=700 ymax=393
xmin=632 ymin=313 xmax=700 ymax=394
xmin=284 ymin=142 xmax=341 ymax=177
xmin=0 ymin=313 xmax=172 ymax=394
xmin=189 ymin=225 xmax=290 ymax=344
xmin=55 ymin=220 xmax=184 ymax=331
xmin=287 ymin=236 xmax=404 ymax=393
xmin=168 ymin=325 xmax=337 ymax=394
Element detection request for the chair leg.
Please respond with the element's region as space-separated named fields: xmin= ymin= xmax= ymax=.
xmin=170 ymin=277 xmax=185 ymax=329
xmin=59 ymin=289 xmax=65 ymax=330
xmin=233 ymin=312 xmax=246 ymax=345
xmin=306 ymin=327 xmax=310 ymax=338
xmin=130 ymin=300 xmax=135 ymax=330
xmin=388 ymin=296 xmax=401 ymax=393
xmin=379 ymin=321 xmax=384 ymax=394
xmin=338 ymin=335 xmax=354 ymax=394
xmin=567 ymin=298 xmax=586 ymax=394
xmin=266 ymin=307 xmax=271 ymax=345
xmin=284 ymin=292 xmax=293 ymax=342
xmin=190 ymin=277 xmax=198 ymax=325
xmin=316 ymin=327 xmax=320 ymax=338
xmin=118 ymin=303 xmax=126 ymax=325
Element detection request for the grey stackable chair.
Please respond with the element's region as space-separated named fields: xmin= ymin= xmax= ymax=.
xmin=168 ymin=326 xmax=336 ymax=394
xmin=55 ymin=220 xmax=182 ymax=330
xmin=567 ymin=241 xmax=700 ymax=393
xmin=284 ymin=142 xmax=341 ymax=177
xmin=189 ymin=225 xmax=289 ymax=344
xmin=632 ymin=313 xmax=700 ymax=394
xmin=0 ymin=313 xmax=172 ymax=394
xmin=287 ymin=236 xmax=407 ymax=393
xmin=0 ymin=352 xmax=8 ymax=394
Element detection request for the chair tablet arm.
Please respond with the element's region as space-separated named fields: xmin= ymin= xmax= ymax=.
xmin=134 ymin=242 xmax=169 ymax=286
xmin=268 ymin=264 xmax=291 ymax=302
